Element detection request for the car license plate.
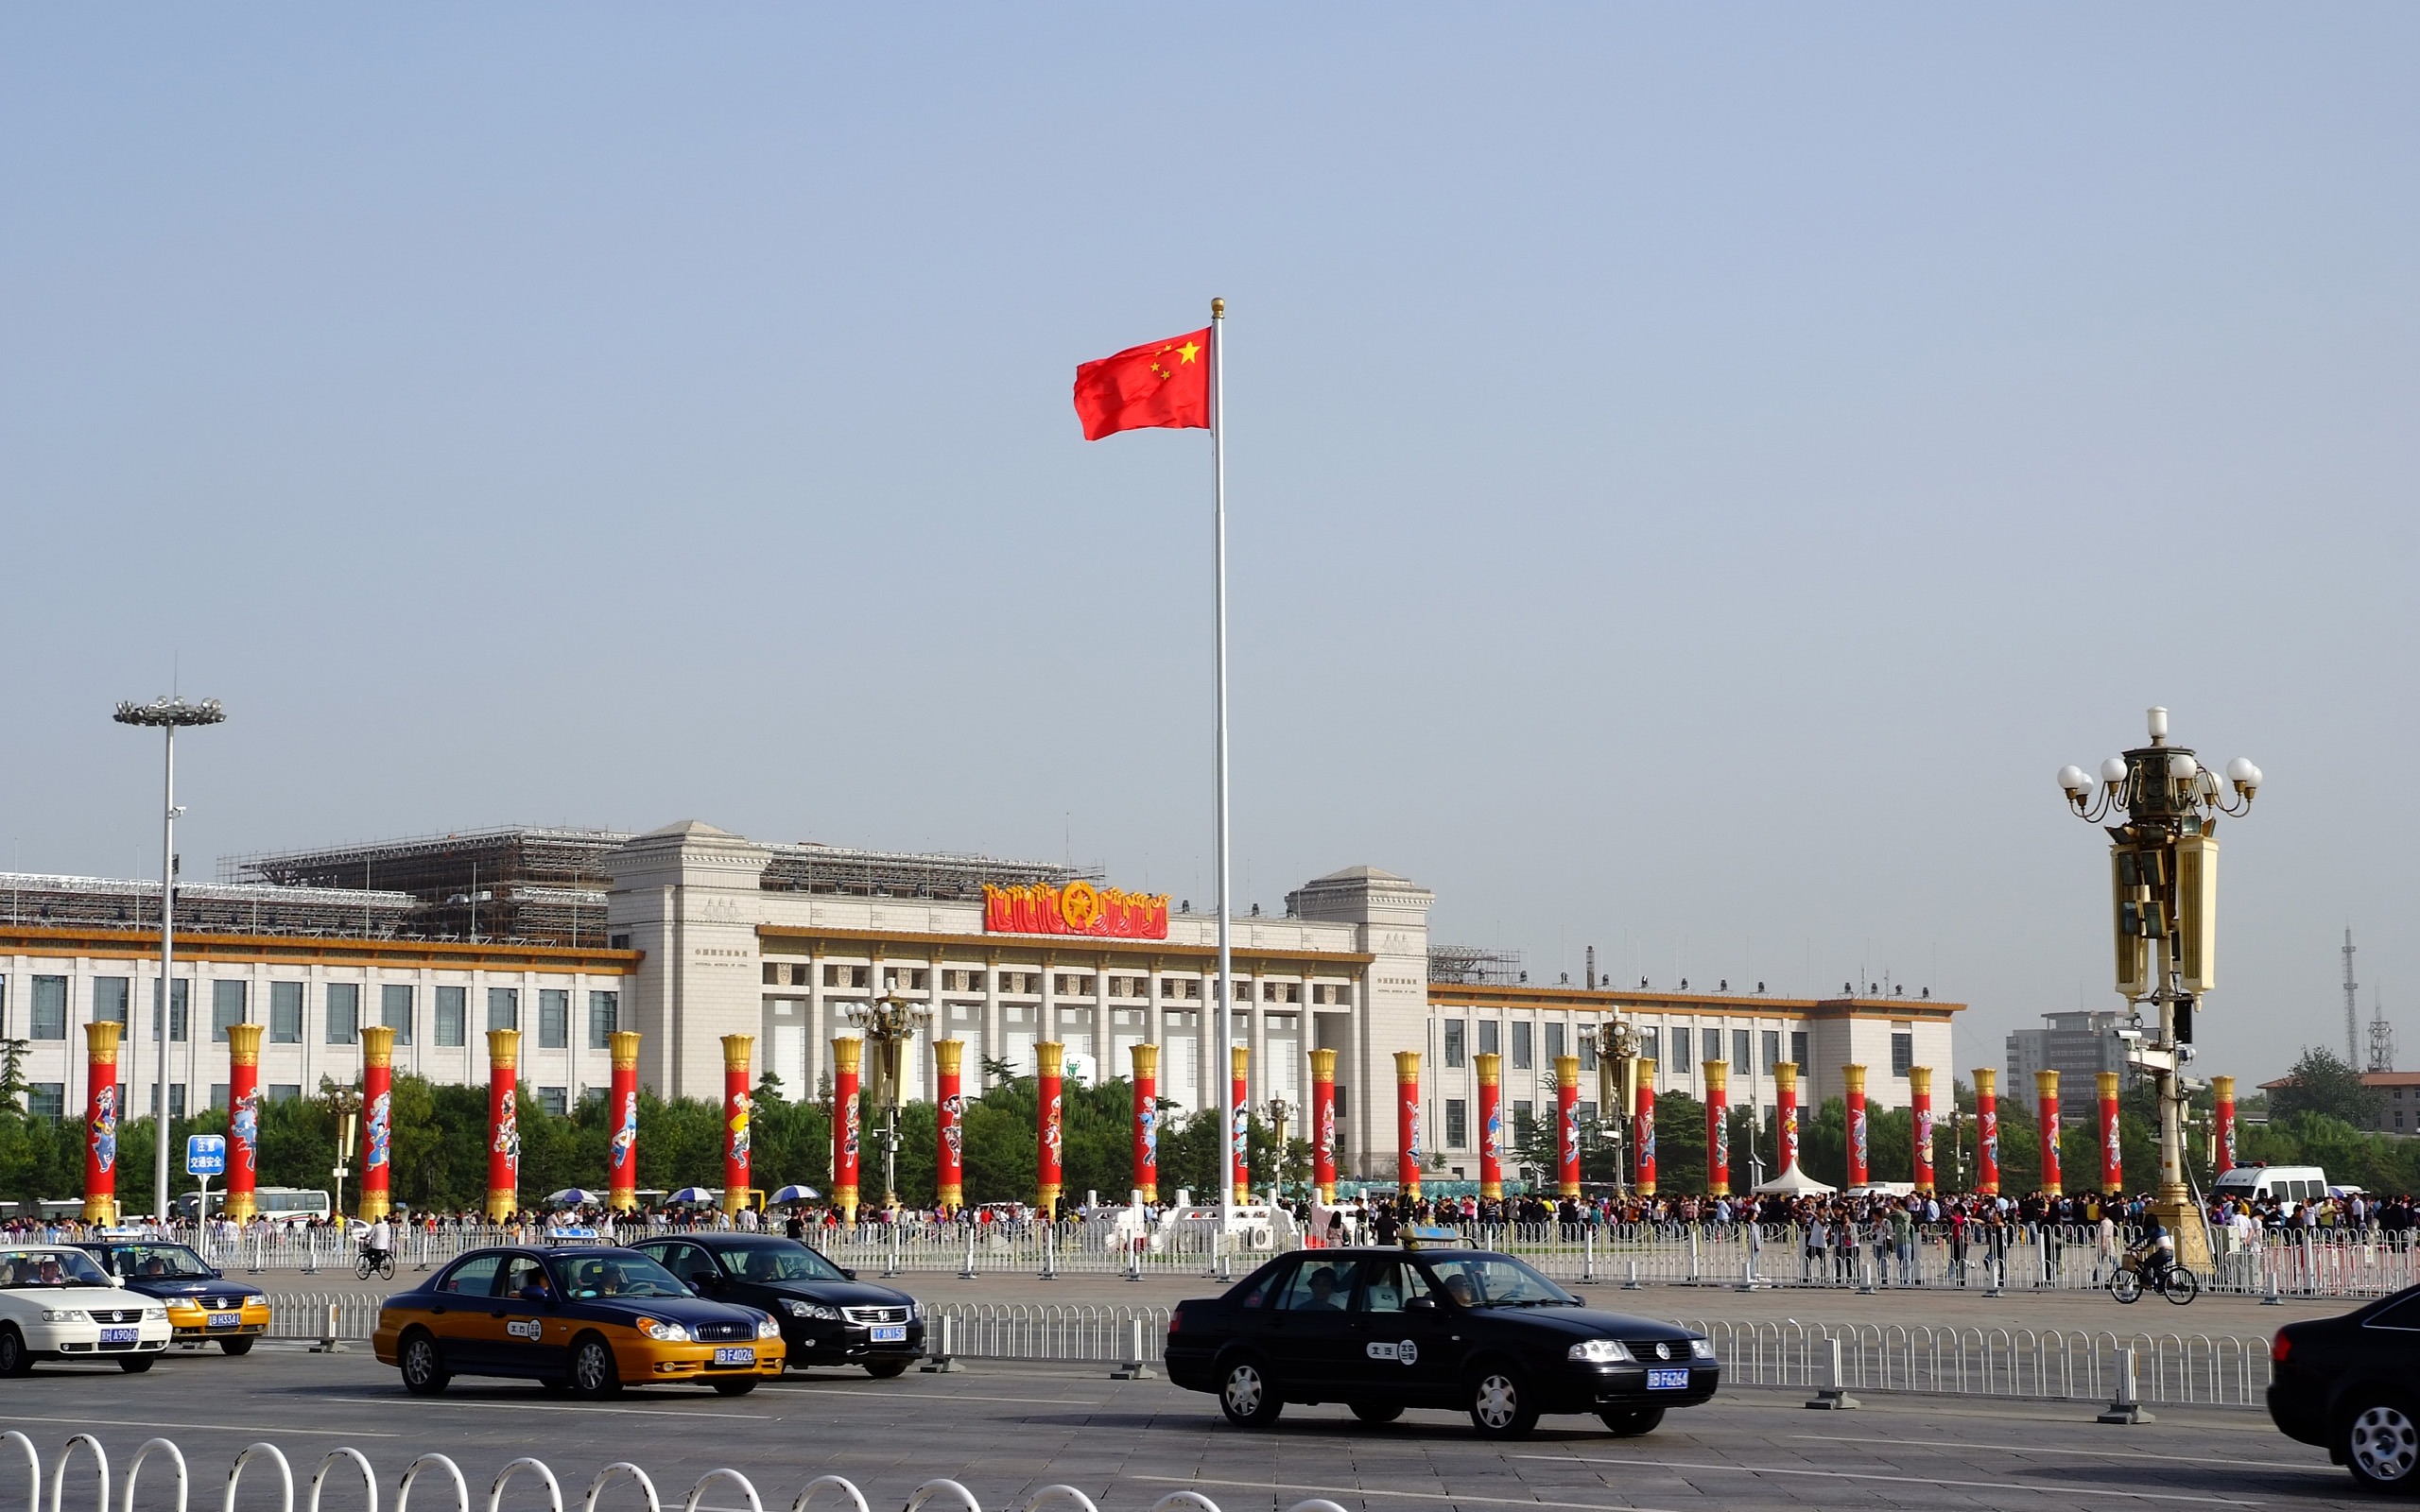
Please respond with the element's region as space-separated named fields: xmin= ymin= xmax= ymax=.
xmin=99 ymin=1328 xmax=139 ymax=1346
xmin=206 ymin=1313 xmax=241 ymax=1331
xmin=712 ymin=1347 xmax=755 ymax=1365
xmin=1646 ymin=1367 xmax=1690 ymax=1391
xmin=871 ymin=1324 xmax=907 ymax=1343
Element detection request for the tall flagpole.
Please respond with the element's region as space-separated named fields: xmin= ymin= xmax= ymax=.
xmin=1210 ymin=295 xmax=1234 ymax=1218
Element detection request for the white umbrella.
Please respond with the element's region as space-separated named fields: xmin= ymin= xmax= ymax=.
xmin=545 ymin=1188 xmax=606 ymax=1207
xmin=769 ymin=1185 xmax=822 ymax=1204
xmin=665 ymin=1186 xmax=719 ymax=1205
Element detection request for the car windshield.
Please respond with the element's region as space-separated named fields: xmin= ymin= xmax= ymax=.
xmin=0 ymin=1249 xmax=112 ymax=1288
xmin=110 ymin=1245 xmax=215 ymax=1279
xmin=710 ymin=1241 xmax=846 ymax=1283
xmin=1421 ymin=1254 xmax=1581 ymax=1308
xmin=548 ymin=1253 xmax=690 ymax=1300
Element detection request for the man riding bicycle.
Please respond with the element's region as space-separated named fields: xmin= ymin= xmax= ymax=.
xmin=359 ymin=1216 xmax=394 ymax=1274
xmin=2128 ymin=1214 xmax=2176 ymax=1282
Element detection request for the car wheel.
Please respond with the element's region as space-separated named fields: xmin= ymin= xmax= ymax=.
xmin=1599 ymin=1406 xmax=1665 ymax=1436
xmin=865 ymin=1359 xmax=909 ymax=1380
xmin=1468 ymin=1366 xmax=1540 ymax=1440
xmin=2342 ymin=1399 xmax=2420 ymax=1491
xmin=399 ymin=1331 xmax=450 ymax=1397
xmin=710 ymin=1378 xmax=758 ymax=1396
xmin=1219 ymin=1357 xmax=1284 ymax=1428
xmin=569 ymin=1334 xmax=620 ymax=1400
xmin=1350 ymin=1400 xmax=1404 ymax=1425
xmin=118 ymin=1356 xmax=155 ymax=1374
xmin=0 ymin=1326 xmax=29 ymax=1379
xmin=219 ymin=1337 xmax=255 ymax=1357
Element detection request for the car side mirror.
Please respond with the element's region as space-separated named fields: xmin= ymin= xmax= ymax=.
xmin=110 ymin=1276 xmax=126 ymax=1289
xmin=839 ymin=1268 xmax=856 ymax=1281
xmin=1405 ymin=1295 xmax=1436 ymax=1312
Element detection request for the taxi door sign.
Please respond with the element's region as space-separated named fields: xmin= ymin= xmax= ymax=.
xmin=186 ymin=1135 xmax=228 ymax=1177
xmin=1365 ymin=1339 xmax=1419 ymax=1365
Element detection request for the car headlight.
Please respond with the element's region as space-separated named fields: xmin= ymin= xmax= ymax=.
xmin=40 ymin=1309 xmax=84 ymax=1324
xmin=1568 ymin=1339 xmax=1633 ymax=1364
xmin=1690 ymin=1338 xmax=1715 ymax=1360
xmin=756 ymin=1316 xmax=783 ymax=1339
xmin=637 ymin=1318 xmax=691 ymax=1342
xmin=784 ymin=1300 xmax=841 ymax=1320
xmin=144 ymin=1307 xmax=169 ymax=1322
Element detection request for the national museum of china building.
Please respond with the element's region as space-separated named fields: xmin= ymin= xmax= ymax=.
xmin=0 ymin=820 xmax=1961 ymax=1180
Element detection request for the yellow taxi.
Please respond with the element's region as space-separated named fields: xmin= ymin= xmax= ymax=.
xmin=372 ymin=1246 xmax=786 ymax=1398
xmin=75 ymin=1241 xmax=274 ymax=1355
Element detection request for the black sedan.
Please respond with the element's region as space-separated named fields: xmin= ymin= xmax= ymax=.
xmin=2269 ymin=1285 xmax=2420 ymax=1490
xmin=1164 ymin=1246 xmax=1717 ymax=1438
xmin=632 ymin=1234 xmax=923 ymax=1377
xmin=76 ymin=1241 xmax=273 ymax=1354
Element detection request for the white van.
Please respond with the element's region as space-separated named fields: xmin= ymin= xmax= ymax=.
xmin=2211 ymin=1163 xmax=2329 ymax=1215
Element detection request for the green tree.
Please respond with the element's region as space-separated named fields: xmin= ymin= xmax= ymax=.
xmin=2270 ymin=1047 xmax=2383 ymax=1130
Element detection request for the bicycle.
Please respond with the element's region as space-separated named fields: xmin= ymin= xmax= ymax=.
xmin=2108 ymin=1251 xmax=2199 ymax=1305
xmin=355 ymin=1248 xmax=397 ymax=1281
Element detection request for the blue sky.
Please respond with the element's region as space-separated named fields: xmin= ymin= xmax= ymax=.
xmin=5 ymin=9 xmax=2414 ymax=1082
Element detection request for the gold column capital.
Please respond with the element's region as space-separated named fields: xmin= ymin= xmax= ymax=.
xmin=721 ymin=1034 xmax=754 ymax=1073
xmin=487 ymin=1028 xmax=521 ymax=1070
xmin=1908 ymin=1065 xmax=1932 ymax=1096
xmin=1973 ymin=1067 xmax=1997 ymax=1097
xmin=1129 ymin=1042 xmax=1158 ymax=1079
xmin=610 ymin=1029 xmax=642 ymax=1071
xmin=1474 ymin=1051 xmax=1500 ymax=1088
xmin=1553 ymin=1054 xmax=1580 ymax=1090
xmin=83 ymin=1020 xmax=123 ymax=1063
xmin=2096 ymin=1070 xmax=2120 ymax=1098
xmin=227 ymin=1021 xmax=264 ymax=1066
xmin=936 ymin=1039 xmax=966 ymax=1075
xmin=833 ymin=1037 xmax=863 ymax=1074
xmin=1842 ymin=1063 xmax=1867 ymax=1094
xmin=1703 ymin=1059 xmax=1728 ymax=1093
xmin=1308 ymin=1046 xmax=1336 ymax=1081
xmin=1037 ymin=1041 xmax=1064 ymax=1078
xmin=1231 ymin=1044 xmax=1250 ymax=1080
xmin=362 ymin=1024 xmax=396 ymax=1069
xmin=2211 ymin=1074 xmax=2236 ymax=1101
xmin=2035 ymin=1069 xmax=2061 ymax=1100
xmin=1773 ymin=1061 xmax=1797 ymax=1093
xmin=1392 ymin=1050 xmax=1421 ymax=1084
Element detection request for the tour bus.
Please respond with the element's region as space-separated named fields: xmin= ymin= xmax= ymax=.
xmin=2211 ymin=1163 xmax=2329 ymax=1215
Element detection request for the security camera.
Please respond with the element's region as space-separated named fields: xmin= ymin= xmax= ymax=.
xmin=2113 ymin=1027 xmax=2143 ymax=1044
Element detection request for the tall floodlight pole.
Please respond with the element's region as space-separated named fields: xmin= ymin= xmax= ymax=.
xmin=2057 ymin=707 xmax=2259 ymax=1267
xmin=114 ymin=695 xmax=227 ymax=1226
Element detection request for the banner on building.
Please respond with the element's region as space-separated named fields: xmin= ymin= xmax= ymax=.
xmin=984 ymin=881 xmax=1169 ymax=939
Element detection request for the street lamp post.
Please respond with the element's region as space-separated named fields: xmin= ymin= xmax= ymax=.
xmin=113 ymin=695 xmax=226 ymax=1226
xmin=1265 ymin=1097 xmax=1292 ymax=1199
xmin=845 ymin=990 xmax=931 ymax=1211
xmin=2058 ymin=706 xmax=2260 ymax=1265
xmin=1593 ymin=1017 xmax=1639 ymax=1194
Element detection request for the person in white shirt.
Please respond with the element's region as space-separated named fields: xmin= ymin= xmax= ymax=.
xmin=364 ymin=1216 xmax=394 ymax=1265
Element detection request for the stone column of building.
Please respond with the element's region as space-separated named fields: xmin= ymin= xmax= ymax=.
xmin=1091 ymin=957 xmax=1112 ymax=1097
xmin=930 ymin=953 xmax=948 ymax=1104
xmin=935 ymin=1039 xmax=966 ymax=1212
xmin=833 ymin=1036 xmax=863 ymax=1224
xmin=1475 ymin=1051 xmax=1504 ymax=1199
xmin=1843 ymin=1064 xmax=1870 ymax=1188
xmin=226 ymin=1022 xmax=263 ymax=1221
xmin=1910 ymin=1066 xmax=1935 ymax=1194
xmin=486 ymin=1028 xmax=522 ymax=1222
xmin=1555 ymin=1055 xmax=1582 ymax=1198
xmin=360 ymin=1025 xmax=395 ymax=1222
xmin=1393 ymin=1050 xmax=1422 ymax=1200
xmin=2097 ymin=1070 xmax=2122 ymax=1193
xmin=1346 ymin=976 xmax=1368 ymax=1179
xmin=81 ymin=1021 xmax=123 ymax=1225
xmin=722 ymin=1034 xmax=753 ymax=1217
xmin=804 ymin=949 xmax=826 ymax=1105
xmin=1974 ymin=1068 xmax=2000 ymax=1196
xmin=1036 ymin=1040 xmax=1065 ymax=1217
xmin=608 ymin=1030 xmax=642 ymax=1211
xmin=1039 ymin=961 xmax=1057 ymax=1082
xmin=1247 ymin=979 xmax=1267 ymax=1125
xmin=1775 ymin=1060 xmax=1800 ymax=1176
xmin=1230 ymin=1045 xmax=1252 ymax=1200
xmin=1703 ymin=1059 xmax=1729 ymax=1197
xmin=1309 ymin=1046 xmax=1338 ymax=1202
xmin=1144 ymin=962 xmax=1166 ymax=1095
xmin=2034 ymin=1069 xmax=2062 ymax=1196
xmin=982 ymin=954 xmax=1003 ymax=1090
xmin=2212 ymin=1074 xmax=2237 ymax=1176
xmin=1633 ymin=1057 xmax=1657 ymax=1196
xmin=1130 ymin=1042 xmax=1159 ymax=1202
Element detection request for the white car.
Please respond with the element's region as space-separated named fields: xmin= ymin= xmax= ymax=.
xmin=0 ymin=1246 xmax=173 ymax=1374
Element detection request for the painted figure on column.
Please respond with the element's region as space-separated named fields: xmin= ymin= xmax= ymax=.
xmin=359 ymin=1025 xmax=395 ymax=1222
xmin=722 ymin=1035 xmax=754 ymax=1218
xmin=1129 ymin=1042 xmax=1158 ymax=1203
xmin=937 ymin=1039 xmax=968 ymax=1212
xmin=1703 ymin=1059 xmax=1730 ymax=1197
xmin=486 ymin=1029 xmax=522 ymax=1222
xmin=225 ymin=1022 xmax=264 ymax=1222
xmin=2098 ymin=1070 xmax=2123 ymax=1193
xmin=1037 ymin=1041 xmax=1065 ymax=1216
xmin=1974 ymin=1067 xmax=2000 ymax=1196
xmin=608 ymin=1031 xmax=642 ymax=1211
xmin=1634 ymin=1057 xmax=1657 ymax=1196
xmin=1474 ymin=1052 xmax=1504 ymax=1199
xmin=1553 ymin=1055 xmax=1582 ymax=1199
xmin=1309 ymin=1047 xmax=1339 ymax=1203
xmin=1775 ymin=1061 xmax=1800 ymax=1175
xmin=1843 ymin=1065 xmax=1870 ymax=1188
xmin=1230 ymin=1046 xmax=1251 ymax=1201
xmin=81 ymin=1021 xmax=123 ymax=1225
xmin=832 ymin=1037 xmax=863 ymax=1225
xmin=1909 ymin=1066 xmax=1935 ymax=1194
xmin=1393 ymin=1051 xmax=1423 ymax=1200
xmin=2212 ymin=1074 xmax=2237 ymax=1177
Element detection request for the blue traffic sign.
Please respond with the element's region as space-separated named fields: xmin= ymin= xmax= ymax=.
xmin=186 ymin=1134 xmax=227 ymax=1177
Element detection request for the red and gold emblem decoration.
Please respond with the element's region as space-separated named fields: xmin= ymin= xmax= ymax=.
xmin=985 ymin=881 xmax=1168 ymax=939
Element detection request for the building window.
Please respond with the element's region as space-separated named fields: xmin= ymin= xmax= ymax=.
xmin=28 ymin=1084 xmax=64 ymax=1121
xmin=268 ymin=1084 xmax=302 ymax=1104
xmin=488 ymin=988 xmax=519 ymax=1033
xmin=1478 ymin=1020 xmax=1500 ymax=1057
xmin=1578 ymin=1099 xmax=1599 ymax=1125
xmin=212 ymin=980 xmax=247 ymax=1041
xmin=168 ymin=1084 xmax=187 ymax=1119
xmin=538 ymin=989 xmax=569 ymax=1050
xmin=157 ymin=979 xmax=190 ymax=1042
xmin=93 ymin=977 xmax=130 ymax=1027
xmin=382 ymin=985 xmax=413 ymax=1045
xmin=325 ymin=983 xmax=361 ymax=1044
xmin=1790 ymin=1030 xmax=1808 ymax=1071
xmin=1546 ymin=1023 xmax=1567 ymax=1062
xmin=589 ymin=991 xmax=618 ymax=1048
xmin=1762 ymin=1030 xmax=1781 ymax=1075
xmin=1512 ymin=1022 xmax=1535 ymax=1070
xmin=535 ymin=1087 xmax=568 ymax=1116
xmin=1445 ymin=1098 xmax=1469 ymax=1148
xmin=1513 ymin=1100 xmax=1535 ymax=1141
xmin=435 ymin=986 xmax=467 ymax=1047
xmin=270 ymin=982 xmax=303 ymax=1043
xmin=1443 ymin=1020 xmax=1466 ymax=1068
xmin=1892 ymin=1032 xmax=1914 ymax=1078
xmin=209 ymin=1083 xmax=229 ymax=1109
xmin=1580 ymin=1031 xmax=1598 ymax=1071
xmin=29 ymin=977 xmax=67 ymax=1040
xmin=1670 ymin=1026 xmax=1692 ymax=1069
xmin=1734 ymin=1029 xmax=1753 ymax=1076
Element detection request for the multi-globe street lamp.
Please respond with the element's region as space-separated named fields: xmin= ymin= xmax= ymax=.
xmin=844 ymin=990 xmax=931 ymax=1211
xmin=113 ymin=694 xmax=226 ymax=1225
xmin=2056 ymin=705 xmax=2260 ymax=1262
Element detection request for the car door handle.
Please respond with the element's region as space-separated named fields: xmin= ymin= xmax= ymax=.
xmin=491 ymin=1310 xmax=509 ymax=1318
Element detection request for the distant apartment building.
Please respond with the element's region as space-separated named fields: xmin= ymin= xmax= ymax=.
xmin=2006 ymin=1010 xmax=2134 ymax=1124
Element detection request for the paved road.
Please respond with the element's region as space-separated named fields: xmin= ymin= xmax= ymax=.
xmin=0 ymin=1343 xmax=2364 ymax=1512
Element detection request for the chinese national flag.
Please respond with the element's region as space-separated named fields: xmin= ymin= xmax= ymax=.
xmin=1072 ymin=328 xmax=1211 ymax=440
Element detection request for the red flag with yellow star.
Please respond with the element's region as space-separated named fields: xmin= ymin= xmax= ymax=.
xmin=1072 ymin=328 xmax=1211 ymax=440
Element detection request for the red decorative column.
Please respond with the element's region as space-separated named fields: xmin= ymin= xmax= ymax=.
xmin=607 ymin=1031 xmax=641 ymax=1211
xmin=2098 ymin=1070 xmax=2123 ymax=1193
xmin=1230 ymin=1046 xmax=1252 ymax=1200
xmin=1775 ymin=1061 xmax=1800 ymax=1175
xmin=1910 ymin=1066 xmax=1935 ymax=1194
xmin=1703 ymin=1059 xmax=1730 ymax=1197
xmin=1634 ymin=1057 xmax=1657 ymax=1196
xmin=1393 ymin=1051 xmax=1423 ymax=1200
xmin=722 ymin=1035 xmax=753 ymax=1218
xmin=937 ymin=1039 xmax=967 ymax=1212
xmin=359 ymin=1025 xmax=395 ymax=1222
xmin=2036 ymin=1070 xmax=2063 ymax=1195
xmin=1475 ymin=1052 xmax=1504 ymax=1199
xmin=485 ymin=1029 xmax=521 ymax=1222
xmin=1128 ymin=1042 xmax=1157 ymax=1203
xmin=832 ymin=1037 xmax=863 ymax=1225
xmin=225 ymin=1022 xmax=263 ymax=1222
xmin=2213 ymin=1075 xmax=2238 ymax=1177
xmin=1555 ymin=1055 xmax=1582 ymax=1198
xmin=1037 ymin=1041 xmax=1065 ymax=1217
xmin=81 ymin=1021 xmax=124 ymax=1225
xmin=1309 ymin=1048 xmax=1338 ymax=1203
xmin=1843 ymin=1064 xmax=1870 ymax=1188
xmin=1975 ymin=1068 xmax=2000 ymax=1196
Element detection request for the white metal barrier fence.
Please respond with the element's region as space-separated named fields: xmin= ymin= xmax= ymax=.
xmin=1682 ymin=1317 xmax=2273 ymax=1407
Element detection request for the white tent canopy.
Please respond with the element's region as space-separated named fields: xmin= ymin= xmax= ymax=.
xmin=1752 ymin=1163 xmax=1837 ymax=1196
